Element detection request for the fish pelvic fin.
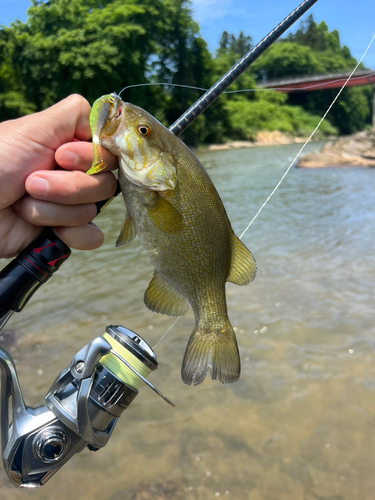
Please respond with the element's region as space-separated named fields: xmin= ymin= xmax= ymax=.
xmin=144 ymin=271 xmax=190 ymax=316
xmin=116 ymin=213 xmax=137 ymax=247
xmin=227 ymin=233 xmax=256 ymax=286
xmin=181 ymin=323 xmax=240 ymax=386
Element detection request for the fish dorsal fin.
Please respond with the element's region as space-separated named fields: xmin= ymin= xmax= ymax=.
xmin=115 ymin=213 xmax=137 ymax=247
xmin=227 ymin=234 xmax=257 ymax=286
xmin=147 ymin=195 xmax=183 ymax=233
xmin=144 ymin=271 xmax=190 ymax=316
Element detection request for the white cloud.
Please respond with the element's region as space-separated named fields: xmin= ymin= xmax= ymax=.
xmin=190 ymin=0 xmax=235 ymax=22
xmin=190 ymin=0 xmax=254 ymax=26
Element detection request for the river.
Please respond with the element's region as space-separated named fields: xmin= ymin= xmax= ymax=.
xmin=1 ymin=142 xmax=375 ymax=499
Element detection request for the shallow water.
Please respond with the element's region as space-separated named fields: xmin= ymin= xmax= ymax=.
xmin=1 ymin=142 xmax=375 ymax=499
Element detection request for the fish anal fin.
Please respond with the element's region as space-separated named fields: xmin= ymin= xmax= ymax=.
xmin=147 ymin=195 xmax=183 ymax=233
xmin=227 ymin=234 xmax=256 ymax=286
xmin=144 ymin=272 xmax=190 ymax=316
xmin=181 ymin=324 xmax=240 ymax=386
xmin=115 ymin=213 xmax=137 ymax=247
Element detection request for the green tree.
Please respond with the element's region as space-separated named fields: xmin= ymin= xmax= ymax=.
xmin=0 ymin=5 xmax=371 ymax=139
xmin=288 ymin=14 xmax=346 ymax=55
xmin=252 ymin=41 xmax=322 ymax=81
xmin=0 ymin=0 xmax=223 ymax=144
xmin=213 ymin=31 xmax=256 ymax=96
xmin=252 ymin=15 xmax=372 ymax=133
xmin=218 ymin=30 xmax=251 ymax=57
xmin=0 ymin=24 xmax=36 ymax=119
xmin=2 ymin=0 xmax=171 ymax=112
xmin=225 ymin=91 xmax=336 ymax=140
xmin=212 ymin=29 xmax=337 ymax=140
xmin=152 ymin=0 xmax=226 ymax=144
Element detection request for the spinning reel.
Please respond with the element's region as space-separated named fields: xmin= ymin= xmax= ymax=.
xmin=0 ymin=232 xmax=173 ymax=488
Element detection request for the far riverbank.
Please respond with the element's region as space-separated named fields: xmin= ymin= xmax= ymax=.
xmin=198 ymin=131 xmax=311 ymax=151
xmin=199 ymin=129 xmax=375 ymax=169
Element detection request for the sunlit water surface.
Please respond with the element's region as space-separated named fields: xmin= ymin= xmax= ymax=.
xmin=1 ymin=142 xmax=375 ymax=500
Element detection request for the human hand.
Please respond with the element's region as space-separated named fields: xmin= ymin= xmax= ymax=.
xmin=0 ymin=94 xmax=118 ymax=259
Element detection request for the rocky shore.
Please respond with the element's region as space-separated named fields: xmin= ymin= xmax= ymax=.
xmin=204 ymin=131 xmax=307 ymax=151
xmin=298 ymin=129 xmax=375 ymax=168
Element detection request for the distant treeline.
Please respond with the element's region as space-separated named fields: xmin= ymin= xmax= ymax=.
xmin=0 ymin=0 xmax=372 ymax=144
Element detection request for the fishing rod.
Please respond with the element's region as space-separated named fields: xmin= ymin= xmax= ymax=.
xmin=0 ymin=0 xmax=319 ymax=489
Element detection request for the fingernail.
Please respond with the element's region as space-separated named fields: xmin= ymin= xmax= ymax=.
xmin=57 ymin=150 xmax=78 ymax=167
xmin=29 ymin=176 xmax=49 ymax=197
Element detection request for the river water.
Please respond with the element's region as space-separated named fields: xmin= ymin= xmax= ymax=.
xmin=1 ymin=142 xmax=375 ymax=500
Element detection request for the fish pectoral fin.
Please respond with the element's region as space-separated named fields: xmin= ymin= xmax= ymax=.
xmin=144 ymin=271 xmax=190 ymax=316
xmin=115 ymin=213 xmax=137 ymax=247
xmin=147 ymin=195 xmax=183 ymax=233
xmin=227 ymin=234 xmax=257 ymax=286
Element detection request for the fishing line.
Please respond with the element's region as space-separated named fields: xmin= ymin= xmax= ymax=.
xmin=119 ymin=71 xmax=375 ymax=97
xmin=239 ymin=33 xmax=375 ymax=240
xmin=151 ymin=33 xmax=375 ymax=348
xmin=153 ymin=317 xmax=180 ymax=350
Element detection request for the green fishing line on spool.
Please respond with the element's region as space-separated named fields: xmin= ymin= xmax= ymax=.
xmin=100 ymin=332 xmax=152 ymax=390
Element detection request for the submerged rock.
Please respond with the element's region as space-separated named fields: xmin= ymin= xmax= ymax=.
xmin=298 ymin=129 xmax=375 ymax=168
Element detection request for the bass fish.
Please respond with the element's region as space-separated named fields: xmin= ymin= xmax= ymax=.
xmin=87 ymin=93 xmax=256 ymax=386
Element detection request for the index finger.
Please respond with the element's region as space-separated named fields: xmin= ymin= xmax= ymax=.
xmin=0 ymin=95 xmax=92 ymax=208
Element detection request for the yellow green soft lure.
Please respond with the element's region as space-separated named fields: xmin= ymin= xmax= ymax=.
xmin=87 ymin=93 xmax=122 ymax=175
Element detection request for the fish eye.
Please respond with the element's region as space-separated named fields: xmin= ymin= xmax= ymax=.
xmin=137 ymin=124 xmax=152 ymax=137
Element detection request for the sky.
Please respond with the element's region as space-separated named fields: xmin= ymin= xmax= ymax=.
xmin=1 ymin=0 xmax=374 ymax=69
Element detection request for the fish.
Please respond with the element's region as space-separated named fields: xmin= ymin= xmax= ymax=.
xmin=87 ymin=93 xmax=257 ymax=386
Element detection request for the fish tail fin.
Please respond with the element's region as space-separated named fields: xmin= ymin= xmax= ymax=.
xmin=181 ymin=323 xmax=240 ymax=386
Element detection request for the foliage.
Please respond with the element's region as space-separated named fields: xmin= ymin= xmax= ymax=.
xmin=290 ymin=86 xmax=372 ymax=135
xmin=151 ymin=0 xmax=226 ymax=144
xmin=218 ymin=30 xmax=252 ymax=57
xmin=1 ymin=0 xmax=173 ymax=113
xmin=213 ymin=31 xmax=255 ymax=94
xmin=251 ymin=15 xmax=372 ymax=134
xmin=0 ymin=25 xmax=36 ymax=118
xmin=252 ymin=42 xmax=323 ymax=81
xmin=0 ymin=6 xmax=372 ymax=140
xmin=226 ymin=92 xmax=337 ymax=140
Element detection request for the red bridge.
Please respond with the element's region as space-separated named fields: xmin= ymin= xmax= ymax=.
xmin=258 ymin=70 xmax=375 ymax=126
xmin=258 ymin=70 xmax=375 ymax=92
